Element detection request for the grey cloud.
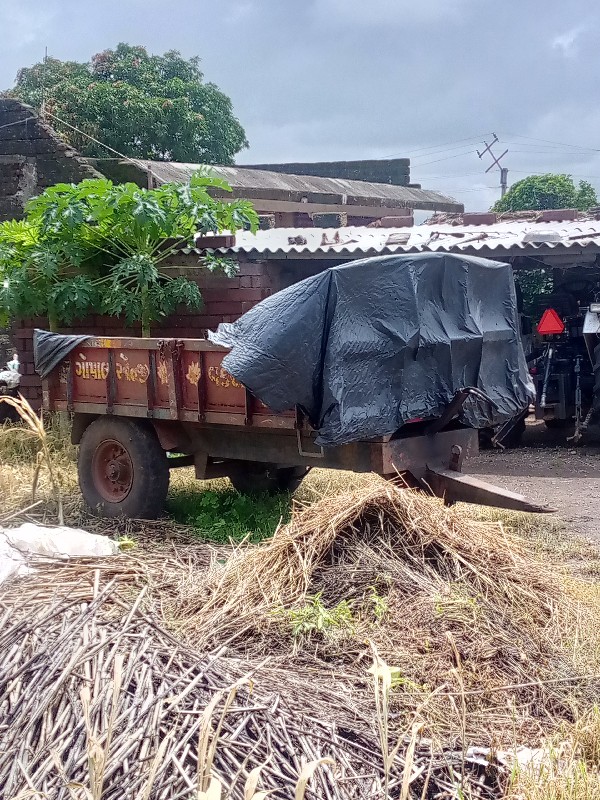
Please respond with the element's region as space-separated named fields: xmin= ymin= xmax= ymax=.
xmin=311 ymin=0 xmax=482 ymax=27
xmin=1 ymin=0 xmax=599 ymax=211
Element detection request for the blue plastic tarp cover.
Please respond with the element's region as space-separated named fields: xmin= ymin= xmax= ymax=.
xmin=212 ymin=252 xmax=534 ymax=447
xmin=33 ymin=329 xmax=90 ymax=379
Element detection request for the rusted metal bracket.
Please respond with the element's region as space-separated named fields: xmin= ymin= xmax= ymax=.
xmin=296 ymin=429 xmax=325 ymax=459
xmin=158 ymin=339 xmax=183 ymax=421
xmin=426 ymin=388 xmax=497 ymax=435
xmin=448 ymin=444 xmax=464 ymax=472
xmin=244 ymin=388 xmax=254 ymax=426
xmin=295 ymin=406 xmax=325 ymax=459
xmin=66 ymin=365 xmax=75 ymax=413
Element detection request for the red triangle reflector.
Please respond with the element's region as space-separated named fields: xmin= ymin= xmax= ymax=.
xmin=537 ymin=308 xmax=565 ymax=335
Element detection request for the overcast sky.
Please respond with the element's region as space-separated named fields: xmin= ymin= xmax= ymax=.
xmin=2 ymin=0 xmax=599 ymax=212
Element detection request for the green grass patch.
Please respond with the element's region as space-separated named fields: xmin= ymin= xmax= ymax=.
xmin=167 ymin=484 xmax=292 ymax=543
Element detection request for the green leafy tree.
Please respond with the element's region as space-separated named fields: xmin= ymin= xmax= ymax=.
xmin=493 ymin=174 xmax=598 ymax=213
xmin=0 ymin=174 xmax=257 ymax=335
xmin=575 ymin=180 xmax=598 ymax=211
xmin=8 ymin=44 xmax=248 ymax=164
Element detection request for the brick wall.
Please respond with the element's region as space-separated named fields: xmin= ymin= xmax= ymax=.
xmin=0 ymin=99 xmax=101 ymax=221
xmin=13 ymin=256 xmax=281 ymax=408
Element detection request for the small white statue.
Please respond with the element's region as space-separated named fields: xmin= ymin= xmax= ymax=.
xmin=7 ymin=352 xmax=19 ymax=373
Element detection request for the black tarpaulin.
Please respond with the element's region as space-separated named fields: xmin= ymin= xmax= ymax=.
xmin=34 ymin=329 xmax=90 ymax=379
xmin=209 ymin=253 xmax=534 ymax=446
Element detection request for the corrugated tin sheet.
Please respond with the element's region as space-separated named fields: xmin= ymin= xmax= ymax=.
xmin=214 ymin=218 xmax=600 ymax=258
xmin=139 ymin=161 xmax=460 ymax=210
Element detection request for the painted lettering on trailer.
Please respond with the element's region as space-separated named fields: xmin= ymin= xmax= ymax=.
xmin=89 ymin=338 xmax=122 ymax=348
xmin=75 ymin=361 xmax=110 ymax=381
xmin=74 ymin=355 xmax=150 ymax=384
xmin=207 ymin=366 xmax=242 ymax=389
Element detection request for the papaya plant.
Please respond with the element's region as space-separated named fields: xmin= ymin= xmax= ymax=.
xmin=0 ymin=215 xmax=99 ymax=331
xmin=0 ymin=173 xmax=257 ymax=335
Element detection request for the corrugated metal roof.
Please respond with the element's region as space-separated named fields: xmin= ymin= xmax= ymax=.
xmin=213 ymin=218 xmax=600 ymax=258
xmin=138 ymin=161 xmax=461 ymax=211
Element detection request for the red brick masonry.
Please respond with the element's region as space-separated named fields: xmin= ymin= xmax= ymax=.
xmin=14 ymin=256 xmax=277 ymax=408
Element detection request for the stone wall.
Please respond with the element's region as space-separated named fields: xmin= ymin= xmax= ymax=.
xmin=0 ymin=99 xmax=101 ymax=221
xmin=0 ymin=328 xmax=13 ymax=368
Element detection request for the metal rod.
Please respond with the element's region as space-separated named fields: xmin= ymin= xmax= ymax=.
xmin=539 ymin=346 xmax=554 ymax=409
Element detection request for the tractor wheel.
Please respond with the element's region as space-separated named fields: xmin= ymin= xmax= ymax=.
xmin=78 ymin=418 xmax=169 ymax=519
xmin=0 ymin=387 xmax=20 ymax=424
xmin=228 ymin=462 xmax=309 ymax=495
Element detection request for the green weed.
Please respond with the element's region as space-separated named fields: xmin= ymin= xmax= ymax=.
xmin=281 ymin=592 xmax=354 ymax=641
xmin=368 ymin=585 xmax=389 ymax=622
xmin=167 ymin=487 xmax=291 ymax=543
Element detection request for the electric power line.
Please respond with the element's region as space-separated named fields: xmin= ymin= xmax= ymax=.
xmin=501 ymin=132 xmax=600 ymax=153
xmin=380 ymin=133 xmax=494 ymax=160
xmin=412 ymin=149 xmax=478 ymax=167
xmin=0 ymin=117 xmax=36 ymax=132
xmin=506 ymin=148 xmax=600 ymax=156
xmin=510 ymin=169 xmax=600 ymax=180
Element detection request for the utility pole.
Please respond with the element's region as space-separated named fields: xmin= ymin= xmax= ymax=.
xmin=40 ymin=47 xmax=48 ymax=118
xmin=500 ymin=167 xmax=508 ymax=197
xmin=477 ymin=134 xmax=509 ymax=198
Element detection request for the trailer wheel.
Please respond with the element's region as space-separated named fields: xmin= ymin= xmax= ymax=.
xmin=78 ymin=418 xmax=169 ymax=519
xmin=228 ymin=462 xmax=309 ymax=495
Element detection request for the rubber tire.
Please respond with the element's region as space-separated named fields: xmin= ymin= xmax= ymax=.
xmin=0 ymin=387 xmax=20 ymax=424
xmin=78 ymin=418 xmax=169 ymax=519
xmin=228 ymin=462 xmax=309 ymax=495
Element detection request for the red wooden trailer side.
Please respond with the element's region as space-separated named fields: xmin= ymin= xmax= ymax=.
xmin=42 ymin=335 xmax=550 ymax=519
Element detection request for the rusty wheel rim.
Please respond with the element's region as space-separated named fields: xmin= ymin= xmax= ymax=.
xmin=92 ymin=439 xmax=134 ymax=503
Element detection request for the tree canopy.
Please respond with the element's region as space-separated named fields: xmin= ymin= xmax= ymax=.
xmin=8 ymin=43 xmax=248 ymax=164
xmin=0 ymin=174 xmax=257 ymax=335
xmin=492 ymin=174 xmax=598 ymax=213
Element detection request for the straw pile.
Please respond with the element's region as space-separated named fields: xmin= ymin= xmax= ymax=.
xmin=2 ymin=481 xmax=600 ymax=798
xmin=0 ymin=558 xmax=510 ymax=800
xmin=177 ymin=483 xmax=600 ymax=745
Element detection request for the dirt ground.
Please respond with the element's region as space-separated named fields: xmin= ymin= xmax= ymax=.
xmin=471 ymin=419 xmax=600 ymax=540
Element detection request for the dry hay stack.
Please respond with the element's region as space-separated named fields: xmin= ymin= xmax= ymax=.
xmin=180 ymin=484 xmax=600 ymax=745
xmin=1 ymin=485 xmax=599 ymax=798
xmin=0 ymin=558 xmax=509 ymax=800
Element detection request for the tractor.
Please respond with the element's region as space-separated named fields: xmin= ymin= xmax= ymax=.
xmin=525 ymin=268 xmax=600 ymax=442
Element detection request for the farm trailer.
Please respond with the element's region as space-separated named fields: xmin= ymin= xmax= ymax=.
xmin=40 ymin=335 xmax=549 ymax=519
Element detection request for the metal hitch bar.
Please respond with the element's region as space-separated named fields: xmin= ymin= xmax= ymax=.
xmin=423 ymin=464 xmax=555 ymax=514
xmin=421 ymin=443 xmax=554 ymax=513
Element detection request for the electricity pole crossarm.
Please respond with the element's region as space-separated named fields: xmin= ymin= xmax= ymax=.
xmin=477 ymin=134 xmax=509 ymax=198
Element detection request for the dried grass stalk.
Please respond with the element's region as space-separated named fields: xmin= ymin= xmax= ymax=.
xmin=0 ymin=559 xmax=506 ymax=799
xmin=0 ymin=394 xmax=63 ymax=523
